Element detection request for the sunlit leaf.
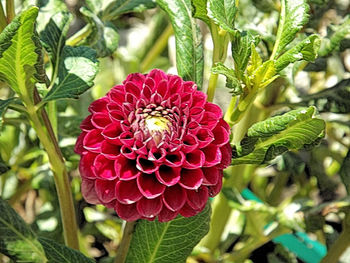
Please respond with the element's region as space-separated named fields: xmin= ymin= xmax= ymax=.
xmin=0 ymin=198 xmax=47 ymax=263
xmin=192 ymin=0 xmax=210 ymax=25
xmin=212 ymin=63 xmax=242 ymax=95
xmin=232 ymin=107 xmax=325 ymax=165
xmin=125 ymin=204 xmax=210 ymax=263
xmin=156 ymin=0 xmax=204 ymax=88
xmin=207 ymin=0 xmax=237 ymax=34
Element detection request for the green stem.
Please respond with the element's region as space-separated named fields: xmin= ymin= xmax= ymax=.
xmin=320 ymin=214 xmax=350 ymax=263
xmin=270 ymin=0 xmax=284 ymax=60
xmin=0 ymin=2 xmax=7 ymax=32
xmin=5 ymin=0 xmax=15 ymax=24
xmin=114 ymin=221 xmax=137 ymax=263
xmin=140 ymin=23 xmax=173 ymax=72
xmin=66 ymin=24 xmax=92 ymax=46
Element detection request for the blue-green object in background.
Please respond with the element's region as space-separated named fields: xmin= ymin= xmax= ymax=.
xmin=241 ymin=188 xmax=327 ymax=263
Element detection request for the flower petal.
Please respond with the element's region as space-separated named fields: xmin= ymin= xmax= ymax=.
xmin=101 ymin=141 xmax=121 ymax=160
xmin=136 ymin=197 xmax=163 ymax=218
xmin=115 ymin=157 xmax=140 ymax=181
xmin=81 ymin=178 xmax=100 ymax=204
xmin=79 ymin=152 xmax=98 ymax=179
xmin=179 ymin=168 xmax=203 ymax=190
xmin=183 ymin=150 xmax=205 ymax=169
xmin=186 ymin=186 xmax=208 ymax=210
xmin=137 ymin=173 xmax=166 ymax=198
xmin=83 ymin=129 xmax=103 ymax=152
xmin=94 ymin=154 xmax=117 ymax=180
xmin=136 ymin=156 xmax=158 ymax=174
xmin=115 ymin=179 xmax=143 ymax=204
xmin=162 ymin=184 xmax=187 ymax=211
xmin=158 ymin=207 xmax=178 ymax=222
xmin=155 ymin=165 xmax=180 ymax=186
xmin=202 ymin=145 xmax=221 ymax=167
xmin=115 ymin=202 xmax=141 ymax=221
xmin=202 ymin=167 xmax=220 ymax=186
xmin=164 ymin=151 xmax=185 ymax=167
xmin=95 ymin=179 xmax=117 ymax=203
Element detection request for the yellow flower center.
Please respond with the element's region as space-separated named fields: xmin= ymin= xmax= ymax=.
xmin=145 ymin=116 xmax=170 ymax=135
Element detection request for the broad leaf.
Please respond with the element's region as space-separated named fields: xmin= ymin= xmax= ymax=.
xmin=251 ymin=60 xmax=278 ymax=89
xmin=0 ymin=7 xmax=43 ymax=101
xmin=156 ymin=0 xmax=204 ymax=89
xmin=80 ymin=7 xmax=119 ymax=57
xmin=319 ymin=15 xmax=350 ymax=57
xmin=207 ymin=0 xmax=237 ymax=34
xmin=39 ymin=11 xmax=72 ymax=70
xmin=43 ymin=46 xmax=99 ymax=102
xmin=38 ymin=237 xmax=94 ymax=263
xmin=212 ymin=63 xmax=242 ymax=95
xmin=0 ymin=98 xmax=15 ymax=130
xmin=192 ymin=0 xmax=210 ymax=25
xmin=231 ymin=31 xmax=259 ymax=76
xmin=275 ymin=34 xmax=320 ymax=72
xmin=0 ymin=198 xmax=47 ymax=263
xmin=296 ymin=79 xmax=350 ymax=113
xmin=232 ymin=107 xmax=325 ymax=165
xmin=125 ymin=204 xmax=211 ymax=263
xmin=273 ymin=0 xmax=310 ymax=58
xmin=339 ymin=150 xmax=350 ymax=195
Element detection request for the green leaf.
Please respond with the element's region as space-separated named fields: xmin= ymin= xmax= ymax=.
xmin=156 ymin=0 xmax=204 ymax=89
xmin=207 ymin=0 xmax=237 ymax=34
xmin=192 ymin=0 xmax=210 ymax=25
xmin=232 ymin=107 xmax=325 ymax=165
xmin=0 ymin=98 xmax=15 ymax=130
xmin=275 ymin=34 xmax=320 ymax=72
xmin=0 ymin=198 xmax=47 ymax=263
xmin=80 ymin=7 xmax=119 ymax=57
xmin=231 ymin=31 xmax=259 ymax=76
xmin=296 ymin=79 xmax=350 ymax=113
xmin=319 ymin=15 xmax=350 ymax=57
xmin=339 ymin=150 xmax=350 ymax=195
xmin=0 ymin=154 xmax=10 ymax=175
xmin=272 ymin=0 xmax=310 ymax=58
xmin=39 ymin=11 xmax=72 ymax=70
xmin=43 ymin=46 xmax=99 ymax=102
xmin=251 ymin=60 xmax=278 ymax=89
xmin=38 ymin=237 xmax=95 ymax=263
xmin=0 ymin=7 xmax=43 ymax=100
xmin=212 ymin=62 xmax=242 ymax=95
xmin=125 ymin=204 xmax=211 ymax=263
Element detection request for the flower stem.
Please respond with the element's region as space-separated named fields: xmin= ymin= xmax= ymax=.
xmin=5 ymin=0 xmax=15 ymax=23
xmin=114 ymin=221 xmax=137 ymax=263
xmin=320 ymin=214 xmax=350 ymax=263
xmin=66 ymin=24 xmax=92 ymax=46
xmin=140 ymin=23 xmax=173 ymax=73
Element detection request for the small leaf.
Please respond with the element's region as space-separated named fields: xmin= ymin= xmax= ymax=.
xmin=43 ymin=46 xmax=99 ymax=102
xmin=192 ymin=0 xmax=210 ymax=25
xmin=273 ymin=0 xmax=310 ymax=58
xmin=125 ymin=204 xmax=211 ymax=263
xmin=319 ymin=15 xmax=350 ymax=57
xmin=0 ymin=198 xmax=47 ymax=263
xmin=232 ymin=107 xmax=325 ymax=165
xmin=296 ymin=79 xmax=350 ymax=113
xmin=275 ymin=34 xmax=320 ymax=72
xmin=339 ymin=150 xmax=350 ymax=195
xmin=212 ymin=63 xmax=242 ymax=95
xmin=251 ymin=60 xmax=278 ymax=89
xmin=231 ymin=30 xmax=259 ymax=76
xmin=156 ymin=0 xmax=204 ymax=88
xmin=207 ymin=0 xmax=237 ymax=34
xmin=80 ymin=7 xmax=119 ymax=57
xmin=38 ymin=237 xmax=95 ymax=263
xmin=0 ymin=7 xmax=43 ymax=100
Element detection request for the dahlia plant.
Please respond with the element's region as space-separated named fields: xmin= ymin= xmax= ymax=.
xmin=0 ymin=0 xmax=349 ymax=263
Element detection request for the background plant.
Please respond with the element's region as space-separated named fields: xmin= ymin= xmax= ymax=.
xmin=0 ymin=0 xmax=349 ymax=262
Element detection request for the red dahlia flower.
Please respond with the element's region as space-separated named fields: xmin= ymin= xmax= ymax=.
xmin=75 ymin=69 xmax=232 ymax=222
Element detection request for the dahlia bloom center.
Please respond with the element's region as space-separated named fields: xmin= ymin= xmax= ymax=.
xmin=75 ymin=69 xmax=232 ymax=222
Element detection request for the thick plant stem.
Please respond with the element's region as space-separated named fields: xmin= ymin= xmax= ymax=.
xmin=5 ymin=0 xmax=15 ymax=23
xmin=320 ymin=214 xmax=350 ymax=263
xmin=114 ymin=221 xmax=137 ymax=263
xmin=66 ymin=24 xmax=92 ymax=46
xmin=140 ymin=23 xmax=173 ymax=72
xmin=25 ymin=100 xmax=79 ymax=250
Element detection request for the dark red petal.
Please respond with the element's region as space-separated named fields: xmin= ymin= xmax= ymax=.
xmin=182 ymin=134 xmax=199 ymax=153
xmin=148 ymin=69 xmax=168 ymax=86
xmin=115 ymin=157 xmax=140 ymax=180
xmin=148 ymin=147 xmax=166 ymax=163
xmin=115 ymin=179 xmax=143 ymax=204
xmin=119 ymin=131 xmax=135 ymax=147
xmin=200 ymin=112 xmax=219 ymax=129
xmin=168 ymin=75 xmax=183 ymax=94
xmin=162 ymin=184 xmax=187 ymax=211
xmin=109 ymin=110 xmax=126 ymax=122
xmin=115 ymin=202 xmax=141 ymax=221
xmin=74 ymin=132 xmax=86 ymax=154
xmin=202 ymin=167 xmax=220 ymax=186
xmin=91 ymin=113 xmax=111 ymax=129
xmin=183 ymin=150 xmax=205 ymax=169
xmin=141 ymin=83 xmax=152 ymax=100
xmin=109 ymin=86 xmax=125 ymax=105
xmin=202 ymin=145 xmax=221 ymax=167
xmin=136 ymin=197 xmax=163 ymax=218
xmin=93 ymin=154 xmax=117 ymax=180
xmin=208 ymin=175 xmax=223 ymax=197
xmin=137 ymin=173 xmax=166 ymax=198
xmin=186 ymin=186 xmax=209 ymax=210
xmin=80 ymin=115 xmax=94 ymax=131
xmin=182 ymin=81 xmax=196 ymax=93
xmin=124 ymin=81 xmax=141 ymax=97
xmin=83 ymin=129 xmax=103 ymax=152
xmin=101 ymin=141 xmax=121 ymax=160
xmin=164 ymin=151 xmax=185 ymax=167
xmin=195 ymin=128 xmax=214 ymax=148
xmin=136 ymin=156 xmax=158 ymax=174
xmin=155 ymin=165 xmax=180 ymax=186
xmin=123 ymin=73 xmax=145 ymax=89
xmin=95 ymin=179 xmax=117 ymax=203
xmin=81 ymin=178 xmax=100 ymax=204
xmin=88 ymin=97 xmax=109 ymax=113
xmin=179 ymin=203 xmax=200 ymax=218
xmin=212 ymin=122 xmax=230 ymax=146
xmin=189 ymin=107 xmax=204 ymax=122
xmin=120 ymin=145 xmax=136 ymax=159
xmin=102 ymin=122 xmax=123 ymax=143
xmin=191 ymin=91 xmax=207 ymax=108
xmin=218 ymin=143 xmax=232 ymax=169
xmin=179 ymin=168 xmax=203 ymax=190
xmin=158 ymin=207 xmax=178 ymax=222
xmin=181 ymin=92 xmax=193 ymax=108
xmin=205 ymin=102 xmax=223 ymax=119
xmin=79 ymin=152 xmax=98 ymax=179
xmin=156 ymin=80 xmax=168 ymax=98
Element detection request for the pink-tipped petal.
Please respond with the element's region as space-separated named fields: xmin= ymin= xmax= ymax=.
xmin=162 ymin=184 xmax=186 ymax=211
xmin=137 ymin=173 xmax=166 ymax=198
xmin=83 ymin=129 xmax=103 ymax=152
xmin=202 ymin=145 xmax=221 ymax=167
xmin=94 ymin=154 xmax=117 ymax=180
xmin=183 ymin=150 xmax=205 ymax=169
xmin=202 ymin=167 xmax=220 ymax=186
xmin=79 ymin=152 xmax=98 ymax=179
xmin=155 ymin=165 xmax=181 ymax=186
xmin=115 ymin=157 xmax=140 ymax=181
xmin=115 ymin=179 xmax=143 ymax=204
xmin=186 ymin=186 xmax=209 ymax=210
xmin=81 ymin=178 xmax=100 ymax=204
xmin=136 ymin=156 xmax=158 ymax=174
xmin=136 ymin=197 xmax=163 ymax=218
xmin=115 ymin=202 xmax=141 ymax=221
xmin=95 ymin=179 xmax=117 ymax=203
xmin=179 ymin=169 xmax=203 ymax=190
xmin=158 ymin=207 xmax=178 ymax=222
